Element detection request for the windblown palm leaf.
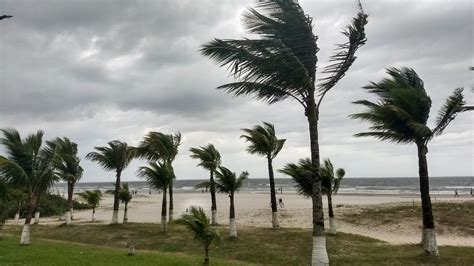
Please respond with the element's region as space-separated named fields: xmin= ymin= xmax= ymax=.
xmin=85 ymin=141 xmax=135 ymax=172
xmin=240 ymin=122 xmax=286 ymax=159
xmin=119 ymin=183 xmax=132 ymax=205
xmin=136 ymin=132 xmax=181 ymax=163
xmin=211 ymin=167 xmax=249 ymax=195
xmin=77 ymin=190 xmax=102 ymax=209
xmin=176 ymin=206 xmax=220 ymax=243
xmin=278 ymin=158 xmax=313 ymax=197
xmin=189 ymin=144 xmax=221 ymax=172
xmin=137 ymin=162 xmax=174 ymax=190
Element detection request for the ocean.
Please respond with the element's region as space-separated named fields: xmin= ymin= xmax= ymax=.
xmin=52 ymin=176 xmax=474 ymax=196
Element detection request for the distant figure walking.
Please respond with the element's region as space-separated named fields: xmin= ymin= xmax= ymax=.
xmin=278 ymin=198 xmax=284 ymax=208
xmin=471 ymin=188 xmax=473 ymax=197
xmin=454 ymin=189 xmax=459 ymax=198
xmin=279 ymin=187 xmax=283 ymax=194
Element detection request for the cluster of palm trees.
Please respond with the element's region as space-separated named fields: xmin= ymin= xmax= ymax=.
xmin=200 ymin=0 xmax=471 ymax=264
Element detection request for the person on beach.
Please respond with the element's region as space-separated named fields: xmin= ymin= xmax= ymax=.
xmin=454 ymin=189 xmax=459 ymax=197
xmin=278 ymin=198 xmax=284 ymax=208
xmin=470 ymin=188 xmax=473 ymax=197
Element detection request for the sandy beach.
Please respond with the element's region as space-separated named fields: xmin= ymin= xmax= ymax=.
xmin=12 ymin=192 xmax=473 ymax=247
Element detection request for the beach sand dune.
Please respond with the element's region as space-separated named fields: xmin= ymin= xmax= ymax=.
xmin=13 ymin=192 xmax=473 ymax=247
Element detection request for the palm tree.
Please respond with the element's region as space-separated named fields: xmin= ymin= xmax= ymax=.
xmin=119 ymin=183 xmax=132 ymax=224
xmin=189 ymin=144 xmax=221 ymax=225
xmin=350 ymin=67 xmax=473 ymax=256
xmin=46 ymin=137 xmax=83 ymax=225
xmin=9 ymin=188 xmax=26 ymax=226
xmin=0 ymin=181 xmax=8 ymax=240
xmin=176 ymin=206 xmax=220 ymax=266
xmin=137 ymin=132 xmax=181 ymax=221
xmin=86 ymin=140 xmax=135 ymax=224
xmin=77 ymin=190 xmax=103 ymax=222
xmin=241 ymin=122 xmax=285 ymax=229
xmin=200 ymin=1 xmax=368 ymax=263
xmin=0 ymin=129 xmax=58 ymax=245
xmin=200 ymin=166 xmax=248 ymax=237
xmin=137 ymin=162 xmax=174 ymax=232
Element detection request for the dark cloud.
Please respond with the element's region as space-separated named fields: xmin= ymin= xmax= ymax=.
xmin=0 ymin=0 xmax=472 ymax=182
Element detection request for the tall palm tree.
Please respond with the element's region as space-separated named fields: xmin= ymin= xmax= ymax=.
xmin=86 ymin=140 xmax=135 ymax=224
xmin=200 ymin=166 xmax=248 ymax=238
xmin=46 ymin=137 xmax=83 ymax=225
xmin=241 ymin=122 xmax=285 ymax=229
xmin=200 ymin=1 xmax=368 ymax=263
xmin=350 ymin=67 xmax=473 ymax=256
xmin=176 ymin=206 xmax=220 ymax=266
xmin=137 ymin=162 xmax=174 ymax=232
xmin=77 ymin=190 xmax=103 ymax=222
xmin=137 ymin=132 xmax=181 ymax=221
xmin=119 ymin=183 xmax=132 ymax=224
xmin=0 ymin=129 xmax=58 ymax=245
xmin=189 ymin=144 xmax=221 ymax=225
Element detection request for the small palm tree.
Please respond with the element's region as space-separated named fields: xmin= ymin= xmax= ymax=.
xmin=46 ymin=137 xmax=83 ymax=225
xmin=201 ymin=1 xmax=368 ymax=263
xmin=176 ymin=206 xmax=220 ymax=266
xmin=137 ymin=132 xmax=181 ymax=221
xmin=9 ymin=188 xmax=26 ymax=226
xmin=119 ymin=183 xmax=132 ymax=224
xmin=86 ymin=140 xmax=135 ymax=224
xmin=279 ymin=158 xmax=345 ymax=235
xmin=189 ymin=144 xmax=221 ymax=225
xmin=350 ymin=67 xmax=473 ymax=256
xmin=78 ymin=190 xmax=103 ymax=222
xmin=199 ymin=166 xmax=248 ymax=237
xmin=241 ymin=122 xmax=285 ymax=229
xmin=138 ymin=162 xmax=174 ymax=232
xmin=0 ymin=129 xmax=58 ymax=245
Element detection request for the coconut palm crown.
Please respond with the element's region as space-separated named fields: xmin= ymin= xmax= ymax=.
xmin=77 ymin=190 xmax=102 ymax=222
xmin=86 ymin=140 xmax=135 ymax=224
xmin=190 ymin=144 xmax=221 ymax=225
xmin=201 ymin=1 xmax=367 ymax=263
xmin=350 ymin=67 xmax=473 ymax=256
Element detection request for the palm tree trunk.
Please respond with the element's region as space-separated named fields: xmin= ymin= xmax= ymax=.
xmin=267 ymin=155 xmax=279 ymax=229
xmin=210 ymin=170 xmax=217 ymax=225
xmin=161 ymin=188 xmax=167 ymax=232
xmin=327 ymin=193 xmax=336 ymax=235
xmin=204 ymin=245 xmax=210 ymax=266
xmin=34 ymin=193 xmax=41 ymax=225
xmin=229 ymin=193 xmax=237 ymax=238
xmin=112 ymin=170 xmax=121 ymax=224
xmin=15 ymin=201 xmax=21 ymax=226
xmin=417 ymin=142 xmax=438 ymax=256
xmin=20 ymin=195 xmax=35 ymax=245
xmin=123 ymin=202 xmax=128 ymax=224
xmin=66 ymin=180 xmax=74 ymax=225
xmin=306 ymin=97 xmax=329 ymax=266
xmin=168 ymin=181 xmax=174 ymax=222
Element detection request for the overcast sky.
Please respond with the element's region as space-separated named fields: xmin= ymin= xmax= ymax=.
xmin=0 ymin=0 xmax=472 ymax=182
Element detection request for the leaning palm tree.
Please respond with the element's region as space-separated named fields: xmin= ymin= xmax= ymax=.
xmin=86 ymin=140 xmax=135 ymax=224
xmin=176 ymin=206 xmax=220 ymax=266
xmin=189 ymin=144 xmax=222 ymax=225
xmin=350 ymin=67 xmax=473 ymax=256
xmin=0 ymin=129 xmax=58 ymax=245
xmin=320 ymin=160 xmax=345 ymax=235
xmin=199 ymin=166 xmax=248 ymax=238
xmin=77 ymin=190 xmax=103 ymax=222
xmin=137 ymin=132 xmax=181 ymax=221
xmin=119 ymin=183 xmax=133 ymax=224
xmin=200 ymin=1 xmax=368 ymax=263
xmin=46 ymin=137 xmax=83 ymax=225
xmin=137 ymin=162 xmax=174 ymax=232
xmin=241 ymin=122 xmax=285 ymax=229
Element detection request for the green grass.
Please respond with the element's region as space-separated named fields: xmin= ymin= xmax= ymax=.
xmin=3 ymin=223 xmax=474 ymax=265
xmin=341 ymin=201 xmax=474 ymax=235
xmin=0 ymin=234 xmax=244 ymax=266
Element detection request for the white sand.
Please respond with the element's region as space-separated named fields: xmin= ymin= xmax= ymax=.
xmin=11 ymin=192 xmax=473 ymax=247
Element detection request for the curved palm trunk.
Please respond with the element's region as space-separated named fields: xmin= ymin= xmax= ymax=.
xmin=112 ymin=169 xmax=121 ymax=224
xmin=307 ymin=99 xmax=329 ymax=266
xmin=168 ymin=182 xmax=174 ymax=222
xmin=66 ymin=180 xmax=74 ymax=225
xmin=210 ymin=170 xmax=218 ymax=225
xmin=123 ymin=202 xmax=128 ymax=224
xmin=20 ymin=195 xmax=36 ymax=245
xmin=327 ymin=193 xmax=336 ymax=235
xmin=204 ymin=244 xmax=210 ymax=266
xmin=267 ymin=155 xmax=279 ymax=229
xmin=161 ymin=187 xmax=168 ymax=232
xmin=229 ymin=193 xmax=237 ymax=238
xmin=34 ymin=193 xmax=41 ymax=225
xmin=417 ymin=143 xmax=438 ymax=256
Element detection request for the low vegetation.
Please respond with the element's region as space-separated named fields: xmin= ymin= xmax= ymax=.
xmin=3 ymin=223 xmax=474 ymax=265
xmin=341 ymin=201 xmax=474 ymax=235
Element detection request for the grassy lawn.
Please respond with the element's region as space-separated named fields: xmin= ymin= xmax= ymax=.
xmin=3 ymin=223 xmax=474 ymax=265
xmin=341 ymin=201 xmax=474 ymax=235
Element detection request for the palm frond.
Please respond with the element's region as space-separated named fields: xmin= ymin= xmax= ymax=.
xmin=432 ymin=88 xmax=471 ymax=136
xmin=278 ymin=158 xmax=313 ymax=198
